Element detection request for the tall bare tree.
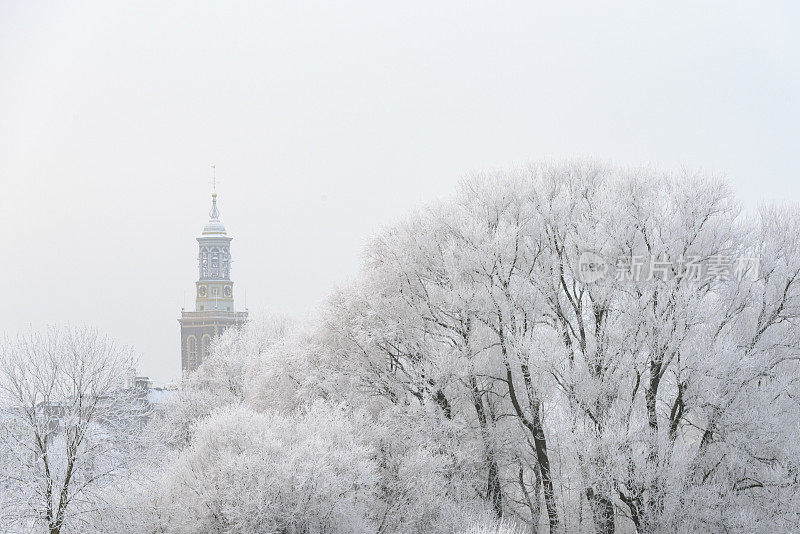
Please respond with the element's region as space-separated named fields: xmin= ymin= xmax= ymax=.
xmin=0 ymin=326 xmax=144 ymax=534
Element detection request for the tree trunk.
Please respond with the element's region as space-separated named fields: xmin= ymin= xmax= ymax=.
xmin=471 ymin=376 xmax=503 ymax=517
xmin=645 ymin=360 xmax=665 ymax=519
xmin=646 ymin=360 xmax=660 ymax=433
xmin=586 ymin=488 xmax=615 ymax=534
xmin=504 ymin=360 xmax=559 ymax=533
xmin=530 ymin=402 xmax=559 ymax=534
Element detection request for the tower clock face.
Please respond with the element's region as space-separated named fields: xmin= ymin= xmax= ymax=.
xmin=198 ymin=285 xmax=207 ymax=297
xmin=224 ymin=286 xmax=232 ymax=297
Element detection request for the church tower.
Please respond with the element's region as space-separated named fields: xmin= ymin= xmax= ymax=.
xmin=179 ymin=188 xmax=248 ymax=376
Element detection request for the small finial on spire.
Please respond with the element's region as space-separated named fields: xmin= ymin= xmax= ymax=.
xmin=210 ymin=196 xmax=219 ymax=219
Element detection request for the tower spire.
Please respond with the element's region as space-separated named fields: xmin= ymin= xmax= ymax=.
xmin=209 ymin=165 xmax=219 ymax=219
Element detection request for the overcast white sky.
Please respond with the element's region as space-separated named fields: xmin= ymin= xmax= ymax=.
xmin=1 ymin=1 xmax=799 ymax=384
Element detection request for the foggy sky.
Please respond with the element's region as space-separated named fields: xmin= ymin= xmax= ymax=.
xmin=2 ymin=1 xmax=799 ymax=384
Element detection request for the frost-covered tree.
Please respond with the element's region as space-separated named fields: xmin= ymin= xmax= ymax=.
xmin=151 ymin=313 xmax=295 ymax=450
xmin=152 ymin=402 xmax=380 ymax=534
xmin=127 ymin=312 xmax=489 ymax=534
xmin=307 ymin=161 xmax=800 ymax=533
xmin=0 ymin=326 xmax=144 ymax=534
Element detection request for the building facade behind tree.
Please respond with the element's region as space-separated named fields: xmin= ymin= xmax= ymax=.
xmin=179 ymin=191 xmax=247 ymax=376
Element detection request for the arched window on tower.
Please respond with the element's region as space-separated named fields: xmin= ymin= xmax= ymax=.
xmin=201 ymin=334 xmax=212 ymax=365
xmin=210 ymin=248 xmax=220 ymax=278
xmin=187 ymin=335 xmax=198 ymax=371
xmin=221 ymin=247 xmax=230 ymax=279
xmin=201 ymin=248 xmax=209 ymax=278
